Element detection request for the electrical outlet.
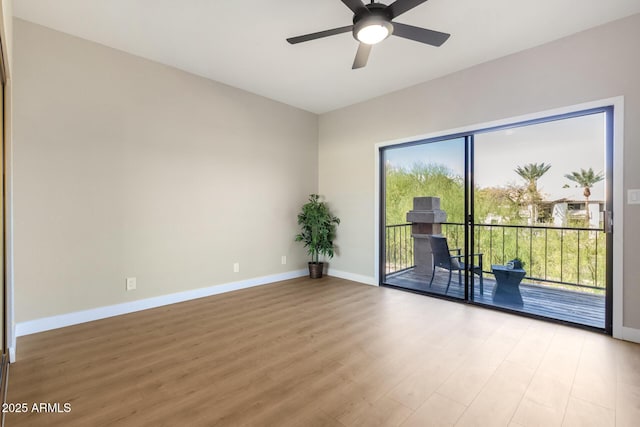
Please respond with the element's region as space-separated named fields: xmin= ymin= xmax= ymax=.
xmin=281 ymin=255 xmax=287 ymax=265
xmin=233 ymin=262 xmax=240 ymax=273
xmin=126 ymin=277 xmax=137 ymax=291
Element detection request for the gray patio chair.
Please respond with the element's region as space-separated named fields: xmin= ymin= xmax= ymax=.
xmin=428 ymin=236 xmax=484 ymax=294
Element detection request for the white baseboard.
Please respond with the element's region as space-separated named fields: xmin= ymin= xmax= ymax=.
xmin=619 ymin=326 xmax=640 ymax=344
xmin=328 ymin=269 xmax=377 ymax=286
xmin=15 ymin=269 xmax=308 ymax=338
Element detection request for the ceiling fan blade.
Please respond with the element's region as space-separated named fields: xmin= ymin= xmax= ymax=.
xmin=352 ymin=43 xmax=372 ymax=69
xmin=387 ymin=0 xmax=429 ymax=19
xmin=287 ymin=25 xmax=353 ymax=44
xmin=341 ymin=0 xmax=369 ymax=15
xmin=392 ymin=22 xmax=450 ymax=46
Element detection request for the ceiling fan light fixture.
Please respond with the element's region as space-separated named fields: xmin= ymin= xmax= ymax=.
xmin=353 ymin=16 xmax=393 ymax=45
xmin=357 ymin=24 xmax=389 ymax=44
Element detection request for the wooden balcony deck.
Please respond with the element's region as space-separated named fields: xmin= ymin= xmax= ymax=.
xmin=385 ymin=267 xmax=605 ymax=329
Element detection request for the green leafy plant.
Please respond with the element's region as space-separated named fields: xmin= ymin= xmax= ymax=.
xmin=295 ymin=194 xmax=340 ymax=264
xmin=507 ymin=257 xmax=526 ymax=269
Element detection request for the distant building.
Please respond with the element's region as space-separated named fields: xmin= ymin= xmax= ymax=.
xmin=540 ymin=199 xmax=604 ymax=228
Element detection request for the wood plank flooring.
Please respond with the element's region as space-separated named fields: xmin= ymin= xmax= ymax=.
xmin=6 ymin=277 xmax=640 ymax=426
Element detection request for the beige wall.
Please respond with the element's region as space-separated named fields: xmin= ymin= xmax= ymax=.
xmin=319 ymin=14 xmax=640 ymax=329
xmin=1 ymin=0 xmax=11 ymax=70
xmin=13 ymin=19 xmax=318 ymax=322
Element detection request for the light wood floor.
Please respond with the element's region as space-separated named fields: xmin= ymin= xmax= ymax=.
xmin=6 ymin=277 xmax=640 ymax=426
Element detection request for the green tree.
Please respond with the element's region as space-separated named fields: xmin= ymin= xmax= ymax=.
xmin=385 ymin=162 xmax=464 ymax=225
xmin=475 ymin=184 xmax=526 ymax=224
xmin=514 ymin=162 xmax=551 ymax=224
xmin=564 ymin=168 xmax=604 ymax=220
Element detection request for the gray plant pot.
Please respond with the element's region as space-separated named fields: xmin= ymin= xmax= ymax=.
xmin=308 ymin=262 xmax=324 ymax=279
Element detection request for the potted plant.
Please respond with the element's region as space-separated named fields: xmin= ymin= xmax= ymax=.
xmin=295 ymin=194 xmax=340 ymax=279
xmin=506 ymin=257 xmax=525 ymax=270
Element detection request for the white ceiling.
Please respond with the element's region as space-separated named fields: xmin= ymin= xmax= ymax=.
xmin=14 ymin=0 xmax=640 ymax=113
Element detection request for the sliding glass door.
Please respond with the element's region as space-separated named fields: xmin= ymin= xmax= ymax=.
xmin=381 ymin=136 xmax=469 ymax=301
xmin=472 ymin=111 xmax=611 ymax=330
xmin=380 ymin=108 xmax=613 ymax=332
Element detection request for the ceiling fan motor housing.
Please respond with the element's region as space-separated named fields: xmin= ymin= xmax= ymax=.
xmin=352 ymin=3 xmax=394 ymax=43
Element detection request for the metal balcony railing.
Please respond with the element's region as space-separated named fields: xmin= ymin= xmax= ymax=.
xmin=384 ymin=222 xmax=606 ymax=292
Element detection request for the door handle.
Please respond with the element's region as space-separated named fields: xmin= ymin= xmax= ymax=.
xmin=604 ymin=211 xmax=613 ymax=233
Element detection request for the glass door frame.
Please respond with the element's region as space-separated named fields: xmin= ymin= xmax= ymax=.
xmin=379 ymin=106 xmax=614 ymax=334
xmin=378 ymin=133 xmax=475 ymax=302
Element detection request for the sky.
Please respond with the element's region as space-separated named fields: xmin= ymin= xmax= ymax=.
xmin=384 ymin=112 xmax=606 ymax=201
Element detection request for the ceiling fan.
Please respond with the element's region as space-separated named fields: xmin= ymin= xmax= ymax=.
xmin=286 ymin=0 xmax=450 ymax=69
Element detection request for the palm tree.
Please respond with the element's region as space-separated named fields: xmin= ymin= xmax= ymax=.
xmin=514 ymin=163 xmax=552 ymax=224
xmin=564 ymin=168 xmax=604 ymax=219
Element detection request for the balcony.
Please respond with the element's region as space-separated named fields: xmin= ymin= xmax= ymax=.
xmin=384 ymin=223 xmax=606 ymax=328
